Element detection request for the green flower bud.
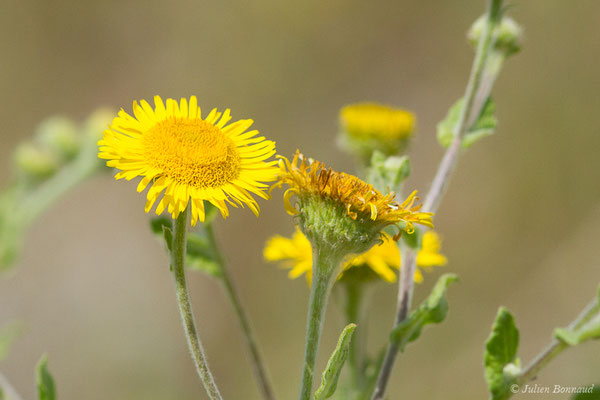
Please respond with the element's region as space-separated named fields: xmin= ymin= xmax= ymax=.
xmin=36 ymin=116 xmax=79 ymax=161
xmin=468 ymin=15 xmax=523 ymax=57
xmin=13 ymin=143 xmax=58 ymax=180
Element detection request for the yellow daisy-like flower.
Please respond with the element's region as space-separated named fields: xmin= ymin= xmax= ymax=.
xmin=264 ymin=229 xmax=447 ymax=285
xmin=272 ymin=150 xmax=433 ymax=239
xmin=98 ymin=96 xmax=278 ymax=226
xmin=340 ymin=103 xmax=415 ymax=141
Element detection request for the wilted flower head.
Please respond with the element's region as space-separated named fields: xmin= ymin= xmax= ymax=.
xmin=98 ymin=96 xmax=279 ymax=226
xmin=271 ymin=151 xmax=433 ymax=258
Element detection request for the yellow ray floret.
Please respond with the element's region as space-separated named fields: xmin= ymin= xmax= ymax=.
xmin=271 ymin=150 xmax=433 ymax=238
xmin=264 ymin=228 xmax=447 ymax=285
xmin=98 ymin=96 xmax=279 ymax=225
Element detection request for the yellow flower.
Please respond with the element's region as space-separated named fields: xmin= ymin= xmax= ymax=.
xmin=340 ymin=103 xmax=415 ymax=141
xmin=264 ymin=228 xmax=447 ymax=284
xmin=272 ymin=151 xmax=433 ymax=239
xmin=98 ymin=96 xmax=278 ymax=225
xmin=416 ymin=231 xmax=448 ymax=269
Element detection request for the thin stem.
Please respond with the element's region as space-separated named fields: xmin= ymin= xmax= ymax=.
xmin=516 ymin=297 xmax=600 ymax=386
xmin=298 ymin=247 xmax=339 ymax=400
xmin=205 ymin=223 xmax=276 ymax=400
xmin=371 ymin=2 xmax=504 ymax=399
xmin=171 ymin=208 xmax=223 ymax=400
xmin=423 ymin=0 xmax=503 ymax=213
xmin=370 ymin=249 xmax=416 ymax=400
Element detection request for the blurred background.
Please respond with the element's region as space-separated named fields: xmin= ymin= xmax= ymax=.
xmin=1 ymin=0 xmax=599 ymax=399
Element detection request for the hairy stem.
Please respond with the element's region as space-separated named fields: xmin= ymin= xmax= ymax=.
xmin=171 ymin=208 xmax=223 ymax=400
xmin=298 ymin=248 xmax=339 ymax=400
xmin=371 ymin=1 xmax=504 ymax=399
xmin=205 ymin=223 xmax=276 ymax=400
xmin=516 ymin=297 xmax=600 ymax=386
xmin=344 ymin=281 xmax=368 ymax=396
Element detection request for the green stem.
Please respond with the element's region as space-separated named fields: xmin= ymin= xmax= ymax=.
xmin=371 ymin=2 xmax=504 ymax=399
xmin=171 ymin=208 xmax=223 ymax=400
xmin=344 ymin=281 xmax=368 ymax=395
xmin=298 ymin=247 xmax=340 ymax=400
xmin=516 ymin=298 xmax=600 ymax=386
xmin=205 ymin=223 xmax=276 ymax=400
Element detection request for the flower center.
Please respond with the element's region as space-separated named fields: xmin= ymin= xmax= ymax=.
xmin=143 ymin=118 xmax=240 ymax=188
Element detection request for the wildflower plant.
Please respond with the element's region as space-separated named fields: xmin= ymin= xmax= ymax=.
xmin=1 ymin=1 xmax=600 ymax=400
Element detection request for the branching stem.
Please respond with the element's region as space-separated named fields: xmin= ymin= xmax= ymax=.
xmin=371 ymin=1 xmax=504 ymax=399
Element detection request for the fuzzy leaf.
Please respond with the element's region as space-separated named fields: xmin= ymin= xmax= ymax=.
xmin=314 ymin=324 xmax=356 ymax=400
xmin=36 ymin=355 xmax=56 ymax=400
xmin=150 ymin=217 xmax=221 ymax=278
xmin=555 ymin=315 xmax=600 ymax=346
xmin=390 ymin=274 xmax=459 ymax=351
xmin=437 ymin=97 xmax=497 ymax=148
xmin=366 ymin=151 xmax=411 ymax=193
xmin=484 ymin=307 xmax=520 ymax=400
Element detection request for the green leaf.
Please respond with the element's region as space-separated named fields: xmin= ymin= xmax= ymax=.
xmin=484 ymin=307 xmax=520 ymax=400
xmin=150 ymin=217 xmax=221 ymax=277
xmin=366 ymin=151 xmax=411 ymax=193
xmin=555 ymin=314 xmax=600 ymax=346
xmin=36 ymin=355 xmax=56 ymax=400
xmin=390 ymin=274 xmax=459 ymax=351
xmin=0 ymin=322 xmax=23 ymax=362
xmin=315 ymin=324 xmax=356 ymax=400
xmin=572 ymin=385 xmax=600 ymax=399
xmin=437 ymin=97 xmax=497 ymax=149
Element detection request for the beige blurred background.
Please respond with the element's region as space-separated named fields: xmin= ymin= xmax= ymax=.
xmin=1 ymin=0 xmax=599 ymax=399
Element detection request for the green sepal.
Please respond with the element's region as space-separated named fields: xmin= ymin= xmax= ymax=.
xmin=365 ymin=151 xmax=410 ymax=193
xmin=36 ymin=354 xmax=56 ymax=400
xmin=314 ymin=324 xmax=356 ymax=400
xmin=572 ymin=386 xmax=600 ymax=399
xmin=0 ymin=321 xmax=23 ymax=362
xmin=390 ymin=273 xmax=459 ymax=351
xmin=437 ymin=97 xmax=497 ymax=149
xmin=484 ymin=307 xmax=520 ymax=400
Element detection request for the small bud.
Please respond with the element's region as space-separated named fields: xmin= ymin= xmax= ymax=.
xmin=36 ymin=116 xmax=79 ymax=161
xmin=468 ymin=15 xmax=523 ymax=57
xmin=13 ymin=143 xmax=58 ymax=180
xmin=366 ymin=151 xmax=411 ymax=193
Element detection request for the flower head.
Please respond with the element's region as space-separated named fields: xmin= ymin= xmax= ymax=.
xmin=272 ymin=151 xmax=432 ymax=256
xmin=339 ymin=103 xmax=416 ymax=160
xmin=98 ymin=96 xmax=278 ymax=225
xmin=264 ymin=228 xmax=447 ymax=285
